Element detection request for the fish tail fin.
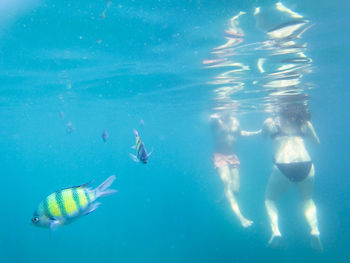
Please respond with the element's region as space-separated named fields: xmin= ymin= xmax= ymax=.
xmin=94 ymin=175 xmax=117 ymax=198
xmin=133 ymin=129 xmax=139 ymax=136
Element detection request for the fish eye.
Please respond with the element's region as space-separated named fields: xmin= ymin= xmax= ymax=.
xmin=32 ymin=217 xmax=39 ymax=223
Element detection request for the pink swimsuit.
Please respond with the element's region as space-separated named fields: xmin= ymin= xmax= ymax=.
xmin=213 ymin=153 xmax=240 ymax=168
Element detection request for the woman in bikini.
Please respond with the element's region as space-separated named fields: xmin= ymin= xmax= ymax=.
xmin=262 ymin=104 xmax=322 ymax=250
xmin=211 ymin=112 xmax=261 ymax=228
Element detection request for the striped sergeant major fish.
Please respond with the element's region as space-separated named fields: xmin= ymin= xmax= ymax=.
xmin=130 ymin=129 xmax=152 ymax=164
xmin=31 ymin=175 xmax=117 ymax=229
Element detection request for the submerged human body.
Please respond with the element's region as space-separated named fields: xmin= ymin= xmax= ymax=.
xmin=262 ymin=106 xmax=322 ymax=250
xmin=211 ymin=113 xmax=260 ymax=228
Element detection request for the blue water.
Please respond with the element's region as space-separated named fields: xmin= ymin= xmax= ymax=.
xmin=1 ymin=0 xmax=349 ymax=262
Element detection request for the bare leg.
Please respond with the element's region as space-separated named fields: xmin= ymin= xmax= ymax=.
xmin=218 ymin=166 xmax=253 ymax=228
xmin=265 ymin=166 xmax=292 ymax=246
xmin=296 ymin=165 xmax=322 ymax=251
xmin=230 ymin=167 xmax=240 ymax=194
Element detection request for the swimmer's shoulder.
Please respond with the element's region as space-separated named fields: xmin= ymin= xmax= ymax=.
xmin=262 ymin=117 xmax=279 ymax=137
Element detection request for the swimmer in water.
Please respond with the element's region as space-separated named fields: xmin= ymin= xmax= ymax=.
xmin=211 ymin=112 xmax=261 ymax=228
xmin=262 ymin=104 xmax=322 ymax=250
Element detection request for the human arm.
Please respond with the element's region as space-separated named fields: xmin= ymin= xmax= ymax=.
xmin=210 ymin=113 xmax=224 ymax=131
xmin=260 ymin=117 xmax=277 ymax=138
xmin=305 ymin=121 xmax=320 ymax=144
xmin=240 ymin=129 xmax=262 ymax=136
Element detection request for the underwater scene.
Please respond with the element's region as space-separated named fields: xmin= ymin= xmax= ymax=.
xmin=0 ymin=0 xmax=349 ymax=262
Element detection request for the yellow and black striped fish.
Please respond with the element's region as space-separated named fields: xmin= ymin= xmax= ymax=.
xmin=31 ymin=175 xmax=117 ymax=229
xmin=130 ymin=129 xmax=152 ymax=164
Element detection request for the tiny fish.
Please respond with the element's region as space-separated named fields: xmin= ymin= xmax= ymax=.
xmin=130 ymin=129 xmax=152 ymax=164
xmin=100 ymin=9 xmax=106 ymax=19
xmin=66 ymin=121 xmax=75 ymax=134
xmin=31 ymin=175 xmax=117 ymax=229
xmin=102 ymin=130 xmax=109 ymax=142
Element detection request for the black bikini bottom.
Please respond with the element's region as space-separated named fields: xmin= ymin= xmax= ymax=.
xmin=275 ymin=161 xmax=312 ymax=182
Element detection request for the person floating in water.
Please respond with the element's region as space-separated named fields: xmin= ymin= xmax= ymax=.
xmin=211 ymin=112 xmax=261 ymax=228
xmin=262 ymin=104 xmax=322 ymax=250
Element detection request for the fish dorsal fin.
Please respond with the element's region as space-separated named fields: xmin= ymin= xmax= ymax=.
xmin=59 ymin=180 xmax=94 ymax=191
